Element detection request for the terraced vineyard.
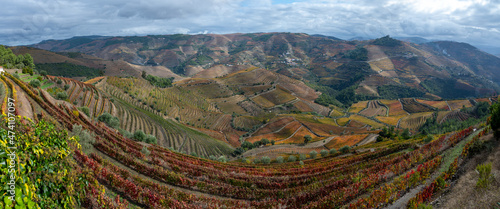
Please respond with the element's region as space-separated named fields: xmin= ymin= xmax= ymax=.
xmin=398 ymin=112 xmax=434 ymax=130
xmin=359 ymin=100 xmax=388 ymax=117
xmin=400 ymin=98 xmax=436 ymax=113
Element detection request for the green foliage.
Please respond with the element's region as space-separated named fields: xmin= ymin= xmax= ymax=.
xmin=55 ymin=91 xmax=68 ymax=100
xmin=209 ymin=155 xmax=216 ymax=161
xmin=145 ymin=134 xmax=157 ymax=144
xmin=97 ymin=112 xmax=120 ymax=129
xmin=252 ymin=34 xmax=274 ymax=42
xmin=0 ymin=117 xmax=84 ymax=208
xmin=141 ymin=146 xmax=151 ymax=156
xmin=401 ymin=128 xmax=411 ymax=139
xmin=260 ymin=138 xmax=270 ymax=146
xmin=320 ymin=149 xmax=329 ymax=157
xmin=56 ymin=79 xmax=62 ymax=84
xmin=340 ymin=145 xmax=351 ymax=153
xmin=421 ymin=78 xmax=476 ymax=99
xmin=416 ymin=203 xmax=433 ymax=209
xmin=377 ymin=85 xmax=425 ymax=99
xmin=276 ymin=156 xmax=284 ymax=164
xmin=419 ymin=113 xmax=485 ymax=135
xmin=261 ymin=156 xmax=271 ymax=164
xmin=71 ymin=124 xmax=95 ymax=155
xmin=299 ymin=154 xmax=307 ymax=160
xmin=119 ymin=128 xmax=133 ymax=139
xmin=241 ymin=141 xmax=254 ymax=150
xmin=424 ymin=135 xmax=433 ymax=143
xmin=141 ymin=71 xmax=174 ymax=88
xmin=0 ymin=45 xmax=35 ymax=70
xmin=29 ymin=79 xmax=41 ymax=88
xmin=476 ymin=163 xmax=493 ymax=188
xmin=190 ymin=152 xmax=198 ymax=157
xmin=63 ymin=84 xmax=70 ymax=90
xmin=288 ymin=155 xmax=297 ymax=162
xmin=40 ymin=70 xmax=47 ymax=76
xmin=77 ymin=106 xmax=90 ymax=116
xmin=329 ymin=148 xmax=337 ymax=155
xmin=304 ymin=135 xmax=312 ymax=144
xmin=217 ymin=155 xmax=227 ymax=163
xmin=299 ymin=161 xmax=304 ymax=166
xmin=133 ymin=130 xmax=146 ymax=142
xmin=36 ymin=63 xmax=103 ymax=77
xmin=491 ymin=102 xmax=500 ymax=138
xmin=373 ymin=35 xmax=402 ymax=47
xmin=344 ymin=46 xmax=368 ymax=61
xmin=309 ymin=150 xmax=318 ymax=159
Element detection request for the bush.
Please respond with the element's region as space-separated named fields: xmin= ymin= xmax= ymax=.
xmin=241 ymin=141 xmax=254 ymax=149
xmin=12 ymin=73 xmax=20 ymax=79
xmin=261 ymin=156 xmax=271 ymax=164
xmin=253 ymin=158 xmax=260 ymax=164
xmin=64 ymin=84 xmax=70 ymax=90
xmin=77 ymin=107 xmax=90 ymax=116
xmin=141 ymin=146 xmax=150 ymax=156
xmin=145 ymin=134 xmax=157 ymax=144
xmin=299 ymin=161 xmax=304 ymax=166
xmin=55 ymin=91 xmax=68 ymax=100
xmin=299 ymin=154 xmax=307 ymax=160
xmin=340 ymin=146 xmax=351 ymax=154
xmin=304 ymin=135 xmax=312 ymax=144
xmin=118 ymin=128 xmax=133 ymax=139
xmin=40 ymin=70 xmax=47 ymax=76
xmin=276 ymin=156 xmax=284 ymax=164
xmin=309 ymin=150 xmax=318 ymax=159
xmin=29 ymin=79 xmax=41 ymax=88
xmin=320 ymin=149 xmax=329 ymax=157
xmin=260 ymin=138 xmax=270 ymax=146
xmin=209 ymin=155 xmax=216 ymax=161
xmin=190 ymin=152 xmax=198 ymax=157
xmin=71 ymin=124 xmax=95 ymax=154
xmin=476 ymin=163 xmax=493 ymax=189
xmin=288 ymin=155 xmax=297 ymax=162
xmin=56 ymin=79 xmax=62 ymax=84
xmin=218 ymin=156 xmax=227 ymax=163
xmin=97 ymin=112 xmax=120 ymax=129
xmin=133 ymin=130 xmax=146 ymax=142
xmin=329 ymin=148 xmax=337 ymax=155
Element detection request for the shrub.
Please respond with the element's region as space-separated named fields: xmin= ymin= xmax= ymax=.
xmin=118 ymin=128 xmax=133 ymax=139
xmin=329 ymin=148 xmax=337 ymax=155
xmin=271 ymin=140 xmax=275 ymax=145
xmin=133 ymin=130 xmax=146 ymax=142
xmin=299 ymin=161 xmax=304 ymax=166
xmin=145 ymin=134 xmax=157 ymax=144
xmin=71 ymin=124 xmax=94 ymax=154
xmin=77 ymin=107 xmax=90 ymax=116
xmin=424 ymin=135 xmax=433 ymax=143
xmin=209 ymin=155 xmax=216 ymax=161
xmin=241 ymin=141 xmax=254 ymax=150
xmin=40 ymin=70 xmax=47 ymax=76
xmin=12 ymin=73 xmax=20 ymax=79
xmin=97 ymin=112 xmax=120 ymax=129
xmin=320 ymin=149 xmax=329 ymax=157
xmin=276 ymin=156 xmax=284 ymax=164
xmin=55 ymin=91 xmax=68 ymax=100
xmin=29 ymin=79 xmax=41 ymax=88
xmin=56 ymin=79 xmax=62 ymax=84
xmin=253 ymin=158 xmax=260 ymax=164
xmin=261 ymin=156 xmax=271 ymax=164
xmin=299 ymin=154 xmax=307 ymax=161
xmin=64 ymin=84 xmax=70 ymax=90
xmin=340 ymin=145 xmax=351 ymax=154
xmin=218 ymin=156 xmax=227 ymax=163
xmin=260 ymin=138 xmax=270 ymax=146
xmin=309 ymin=150 xmax=318 ymax=159
xmin=476 ymin=163 xmax=493 ymax=189
xmin=288 ymin=155 xmax=297 ymax=162
xmin=141 ymin=146 xmax=150 ymax=156
xmin=190 ymin=152 xmax=198 ymax=157
xmin=304 ymin=135 xmax=312 ymax=144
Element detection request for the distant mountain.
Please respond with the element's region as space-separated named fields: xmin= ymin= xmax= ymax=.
xmin=394 ymin=36 xmax=430 ymax=44
xmin=29 ymin=33 xmax=500 ymax=103
xmin=311 ymin=34 xmax=342 ymax=41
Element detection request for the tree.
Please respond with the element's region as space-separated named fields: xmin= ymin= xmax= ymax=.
xmin=401 ymin=128 xmax=411 ymax=140
xmin=145 ymin=134 xmax=157 ymax=144
xmin=64 ymin=84 xmax=70 ymax=90
xmin=29 ymin=79 xmax=41 ymax=88
xmin=141 ymin=146 xmax=150 ymax=156
xmin=241 ymin=141 xmax=254 ymax=150
xmin=304 ymin=135 xmax=312 ymax=144
xmin=276 ymin=156 xmax=284 ymax=163
xmin=288 ymin=155 xmax=297 ymax=162
xmin=260 ymin=138 xmax=270 ymax=146
xmin=55 ymin=92 xmax=68 ymax=100
xmin=329 ymin=148 xmax=337 ymax=155
xmin=133 ymin=130 xmax=146 ymax=142
xmin=271 ymin=140 xmax=275 ymax=145
xmin=320 ymin=149 xmax=329 ymax=157
xmin=309 ymin=150 xmax=318 ymax=159
xmin=340 ymin=146 xmax=351 ymax=154
xmin=261 ymin=156 xmax=271 ymax=164
xmin=299 ymin=154 xmax=307 ymax=160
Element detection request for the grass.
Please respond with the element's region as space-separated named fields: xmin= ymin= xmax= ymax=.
xmin=349 ymin=101 xmax=368 ymax=113
xmin=337 ymin=118 xmax=350 ymax=126
xmin=348 ymin=114 xmax=384 ymax=129
xmin=437 ymin=128 xmax=483 ymax=174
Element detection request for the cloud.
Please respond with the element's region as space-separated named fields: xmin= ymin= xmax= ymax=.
xmin=1 ymin=0 xmax=500 ymax=53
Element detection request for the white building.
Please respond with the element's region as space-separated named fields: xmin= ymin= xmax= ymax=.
xmin=0 ymin=66 xmax=4 ymax=74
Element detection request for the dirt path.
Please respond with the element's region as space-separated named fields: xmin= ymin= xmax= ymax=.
xmin=14 ymin=85 xmax=33 ymax=119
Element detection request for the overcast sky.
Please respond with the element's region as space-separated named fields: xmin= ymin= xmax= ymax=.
xmin=1 ymin=0 xmax=500 ymax=54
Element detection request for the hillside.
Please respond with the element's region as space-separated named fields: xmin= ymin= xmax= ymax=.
xmin=29 ymin=33 xmax=500 ymax=103
xmin=1 ymin=68 xmax=498 ymax=208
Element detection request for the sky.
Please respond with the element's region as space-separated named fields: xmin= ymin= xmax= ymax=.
xmin=1 ymin=0 xmax=500 ymax=54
